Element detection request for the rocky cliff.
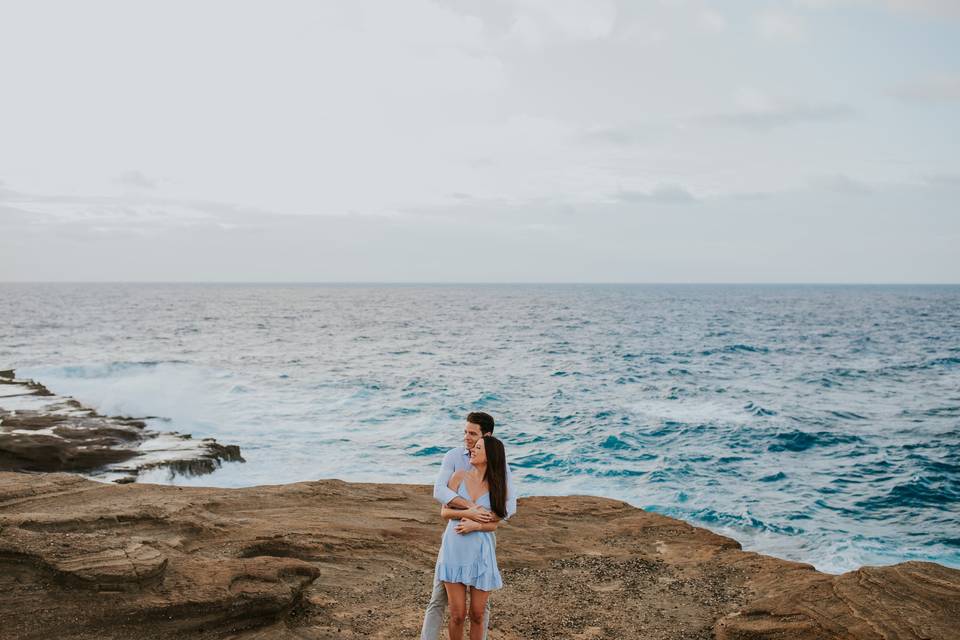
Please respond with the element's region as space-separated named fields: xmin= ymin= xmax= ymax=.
xmin=1 ymin=471 xmax=956 ymax=639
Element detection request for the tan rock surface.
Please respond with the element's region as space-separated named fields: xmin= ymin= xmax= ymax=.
xmin=1 ymin=471 xmax=957 ymax=639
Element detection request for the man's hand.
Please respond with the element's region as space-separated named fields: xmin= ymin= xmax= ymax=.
xmin=455 ymin=519 xmax=481 ymax=534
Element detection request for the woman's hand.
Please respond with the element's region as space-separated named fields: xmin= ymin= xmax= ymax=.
xmin=455 ymin=518 xmax=481 ymax=534
xmin=464 ymin=505 xmax=493 ymax=523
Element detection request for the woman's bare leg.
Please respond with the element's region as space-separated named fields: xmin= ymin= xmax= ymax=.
xmin=468 ymin=588 xmax=490 ymax=640
xmin=443 ymin=582 xmax=468 ymax=639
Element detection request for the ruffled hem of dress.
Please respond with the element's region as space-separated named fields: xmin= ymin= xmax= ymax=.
xmin=435 ymin=564 xmax=503 ymax=591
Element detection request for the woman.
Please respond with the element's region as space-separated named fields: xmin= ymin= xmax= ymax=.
xmin=435 ymin=435 xmax=507 ymax=640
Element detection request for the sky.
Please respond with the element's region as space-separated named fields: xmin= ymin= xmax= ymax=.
xmin=1 ymin=0 xmax=958 ymax=283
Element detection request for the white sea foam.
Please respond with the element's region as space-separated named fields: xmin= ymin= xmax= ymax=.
xmin=627 ymin=398 xmax=748 ymax=426
xmin=23 ymin=362 xmax=227 ymax=426
xmin=9 ymin=427 xmax=62 ymax=437
xmin=0 ymin=386 xmax=35 ymax=398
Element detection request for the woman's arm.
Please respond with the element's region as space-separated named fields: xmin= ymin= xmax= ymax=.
xmin=433 ymin=450 xmax=460 ymax=508
xmin=441 ymin=504 xmax=494 ymax=522
xmin=442 ymin=505 xmax=467 ymax=521
xmin=440 ymin=471 xmax=466 ymax=521
xmin=455 ymin=518 xmax=499 ymax=534
xmin=446 ymin=470 xmax=464 ymax=492
xmin=438 ymin=470 xmax=494 ymax=522
xmin=442 ymin=469 xmax=473 ymax=510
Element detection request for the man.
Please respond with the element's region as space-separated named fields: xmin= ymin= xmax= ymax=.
xmin=420 ymin=411 xmax=516 ymax=640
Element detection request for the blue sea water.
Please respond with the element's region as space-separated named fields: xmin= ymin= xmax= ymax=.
xmin=2 ymin=283 xmax=958 ymax=574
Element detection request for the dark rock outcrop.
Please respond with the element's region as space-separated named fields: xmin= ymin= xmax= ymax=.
xmin=0 ymin=372 xmax=243 ymax=482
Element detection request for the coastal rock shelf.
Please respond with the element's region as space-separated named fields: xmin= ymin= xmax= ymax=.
xmin=1 ymin=472 xmax=956 ymax=639
xmin=0 ymin=369 xmax=243 ymax=482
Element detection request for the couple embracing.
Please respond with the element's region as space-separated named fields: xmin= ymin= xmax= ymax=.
xmin=420 ymin=411 xmax=516 ymax=640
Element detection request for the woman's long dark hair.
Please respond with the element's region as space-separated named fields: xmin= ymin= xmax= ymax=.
xmin=482 ymin=435 xmax=508 ymax=519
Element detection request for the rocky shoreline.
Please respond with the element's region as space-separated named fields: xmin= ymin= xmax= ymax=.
xmin=1 ymin=471 xmax=957 ymax=639
xmin=0 ymin=369 xmax=243 ymax=482
xmin=1 ymin=372 xmax=957 ymax=639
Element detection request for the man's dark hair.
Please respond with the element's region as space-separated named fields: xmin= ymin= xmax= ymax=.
xmin=467 ymin=411 xmax=495 ymax=434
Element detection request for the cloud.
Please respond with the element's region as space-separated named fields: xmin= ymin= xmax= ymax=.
xmin=795 ymin=0 xmax=960 ymax=19
xmin=755 ymin=10 xmax=806 ymax=42
xmin=697 ymin=89 xmax=856 ymax=130
xmin=578 ymin=124 xmax=664 ymax=146
xmin=890 ymin=72 xmax=960 ymax=103
xmin=505 ymin=0 xmax=617 ymax=48
xmin=114 ymin=170 xmax=157 ymax=189
xmin=697 ymin=9 xmax=728 ymax=33
xmin=616 ymin=184 xmax=697 ymax=204
xmin=884 ymin=0 xmax=960 ymax=17
xmin=810 ymin=174 xmax=873 ymax=195
xmin=0 ymin=203 xmax=57 ymax=226
xmin=699 ymin=103 xmax=855 ymax=129
xmin=0 ymin=186 xmax=292 ymax=237
xmin=4 ymin=183 xmax=960 ymax=283
xmin=923 ymin=173 xmax=960 ymax=187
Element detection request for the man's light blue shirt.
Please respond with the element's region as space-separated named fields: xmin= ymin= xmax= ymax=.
xmin=432 ymin=447 xmax=517 ymax=520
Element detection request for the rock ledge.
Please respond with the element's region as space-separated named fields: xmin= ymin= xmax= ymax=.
xmin=0 ymin=370 xmax=243 ymax=482
xmin=2 ymin=472 xmax=957 ymax=640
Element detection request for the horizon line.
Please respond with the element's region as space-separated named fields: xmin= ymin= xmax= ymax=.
xmin=2 ymin=280 xmax=959 ymax=286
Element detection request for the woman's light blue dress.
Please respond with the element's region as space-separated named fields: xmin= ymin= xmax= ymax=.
xmin=434 ymin=479 xmax=503 ymax=591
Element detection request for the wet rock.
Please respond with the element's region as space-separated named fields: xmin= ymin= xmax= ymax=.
xmin=0 ymin=371 xmax=243 ymax=482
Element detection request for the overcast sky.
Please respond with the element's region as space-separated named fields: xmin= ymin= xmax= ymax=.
xmin=1 ymin=0 xmax=958 ymax=282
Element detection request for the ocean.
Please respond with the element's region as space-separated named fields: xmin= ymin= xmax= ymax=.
xmin=2 ymin=282 xmax=958 ymax=574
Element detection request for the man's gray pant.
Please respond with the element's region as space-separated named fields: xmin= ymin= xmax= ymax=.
xmin=419 ymin=578 xmax=490 ymax=640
